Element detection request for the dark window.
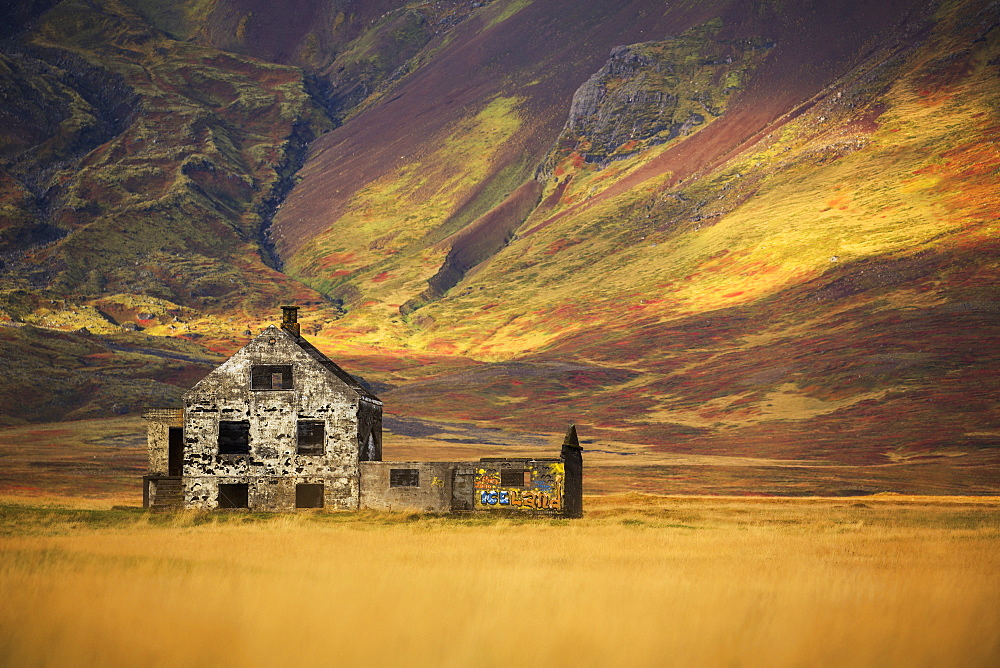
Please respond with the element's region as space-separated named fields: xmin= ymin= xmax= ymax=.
xmin=297 ymin=420 xmax=325 ymax=455
xmin=501 ymin=469 xmax=530 ymax=488
xmin=390 ymin=469 xmax=419 ymax=487
xmin=296 ymin=483 xmax=324 ymax=508
xmin=218 ymin=483 xmax=249 ymax=508
xmin=218 ymin=421 xmax=250 ymax=454
xmin=251 ymin=365 xmax=293 ymax=390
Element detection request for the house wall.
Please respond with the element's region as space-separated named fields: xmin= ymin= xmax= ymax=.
xmin=147 ymin=422 xmax=169 ymax=475
xmin=182 ymin=327 xmax=364 ymax=510
xmin=184 ymin=475 xmax=357 ymax=511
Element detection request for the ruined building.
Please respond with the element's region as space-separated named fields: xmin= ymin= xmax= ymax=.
xmin=143 ymin=306 xmax=583 ymax=516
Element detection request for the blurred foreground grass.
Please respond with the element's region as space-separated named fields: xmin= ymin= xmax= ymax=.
xmin=1 ymin=494 xmax=998 ymax=667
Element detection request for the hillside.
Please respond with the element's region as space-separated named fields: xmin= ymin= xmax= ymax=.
xmin=273 ymin=0 xmax=1000 ymax=469
xmin=0 ymin=0 xmax=998 ymax=491
xmin=0 ymin=0 xmax=340 ymax=420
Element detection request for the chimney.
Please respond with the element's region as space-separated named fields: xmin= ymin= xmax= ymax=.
xmin=281 ymin=305 xmax=300 ymax=337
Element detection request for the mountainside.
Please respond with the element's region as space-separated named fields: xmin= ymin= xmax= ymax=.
xmin=273 ymin=0 xmax=1000 ymax=465
xmin=1 ymin=0 xmax=998 ymax=490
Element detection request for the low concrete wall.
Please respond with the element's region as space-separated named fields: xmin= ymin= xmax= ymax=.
xmin=360 ymin=461 xmax=456 ymax=512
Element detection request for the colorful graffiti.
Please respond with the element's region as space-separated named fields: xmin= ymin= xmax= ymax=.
xmin=474 ymin=470 xmax=501 ymax=490
xmin=474 ymin=462 xmax=565 ymax=512
xmin=479 ymin=488 xmax=561 ymax=510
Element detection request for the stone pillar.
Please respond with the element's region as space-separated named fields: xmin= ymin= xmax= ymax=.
xmin=560 ymin=424 xmax=584 ymax=518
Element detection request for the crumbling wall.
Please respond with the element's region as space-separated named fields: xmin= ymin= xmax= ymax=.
xmin=182 ymin=326 xmax=362 ymax=510
xmin=359 ymin=461 xmax=456 ymax=512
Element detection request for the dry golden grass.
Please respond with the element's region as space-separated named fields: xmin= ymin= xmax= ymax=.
xmin=1 ymin=495 xmax=998 ymax=667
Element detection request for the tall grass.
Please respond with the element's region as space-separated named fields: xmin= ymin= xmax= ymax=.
xmin=1 ymin=496 xmax=998 ymax=666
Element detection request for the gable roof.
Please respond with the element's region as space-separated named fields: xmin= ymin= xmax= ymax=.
xmin=248 ymin=325 xmax=379 ymax=403
xmin=279 ymin=327 xmax=382 ymax=403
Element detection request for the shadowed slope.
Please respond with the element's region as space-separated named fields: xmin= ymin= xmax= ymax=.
xmin=272 ymin=0 xmax=726 ymax=256
xmin=121 ymin=0 xmax=402 ymax=66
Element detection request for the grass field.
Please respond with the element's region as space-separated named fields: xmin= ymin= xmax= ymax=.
xmin=1 ymin=495 xmax=998 ymax=667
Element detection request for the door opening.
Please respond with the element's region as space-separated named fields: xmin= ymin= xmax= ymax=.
xmin=168 ymin=427 xmax=183 ymax=476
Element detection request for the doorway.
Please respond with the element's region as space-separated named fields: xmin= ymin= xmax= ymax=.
xmin=168 ymin=427 xmax=183 ymax=476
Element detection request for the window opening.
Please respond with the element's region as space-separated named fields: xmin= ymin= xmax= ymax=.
xmin=218 ymin=421 xmax=250 ymax=454
xmin=218 ymin=483 xmax=249 ymax=508
xmin=251 ymin=365 xmax=293 ymax=390
xmin=296 ymin=483 xmax=324 ymax=508
xmin=390 ymin=469 xmax=419 ymax=487
xmin=500 ymin=469 xmax=531 ymax=488
xmin=297 ymin=420 xmax=325 ymax=455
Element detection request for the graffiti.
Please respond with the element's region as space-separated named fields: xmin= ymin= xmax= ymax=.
xmin=431 ymin=476 xmax=445 ymax=488
xmin=474 ymin=469 xmax=501 ymax=490
xmin=474 ymin=462 xmax=566 ymax=511
xmin=480 ymin=490 xmax=509 ymax=506
xmin=532 ymin=477 xmax=553 ymax=492
xmin=479 ymin=489 xmax=561 ymax=510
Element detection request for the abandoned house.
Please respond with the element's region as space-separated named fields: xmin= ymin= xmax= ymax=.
xmin=142 ymin=306 xmax=583 ymax=517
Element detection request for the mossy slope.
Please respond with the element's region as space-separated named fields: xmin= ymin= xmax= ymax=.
xmin=281 ymin=0 xmax=1000 ymax=467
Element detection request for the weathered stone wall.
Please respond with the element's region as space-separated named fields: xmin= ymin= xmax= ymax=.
xmin=182 ymin=475 xmax=359 ymax=511
xmin=359 ymin=461 xmax=457 ymax=512
xmin=182 ymin=326 xmax=363 ymax=510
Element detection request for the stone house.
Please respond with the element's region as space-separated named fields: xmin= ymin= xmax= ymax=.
xmin=143 ymin=306 xmax=583 ymax=516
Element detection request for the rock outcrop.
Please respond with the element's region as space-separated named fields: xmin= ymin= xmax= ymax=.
xmin=556 ymin=21 xmax=773 ymax=168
